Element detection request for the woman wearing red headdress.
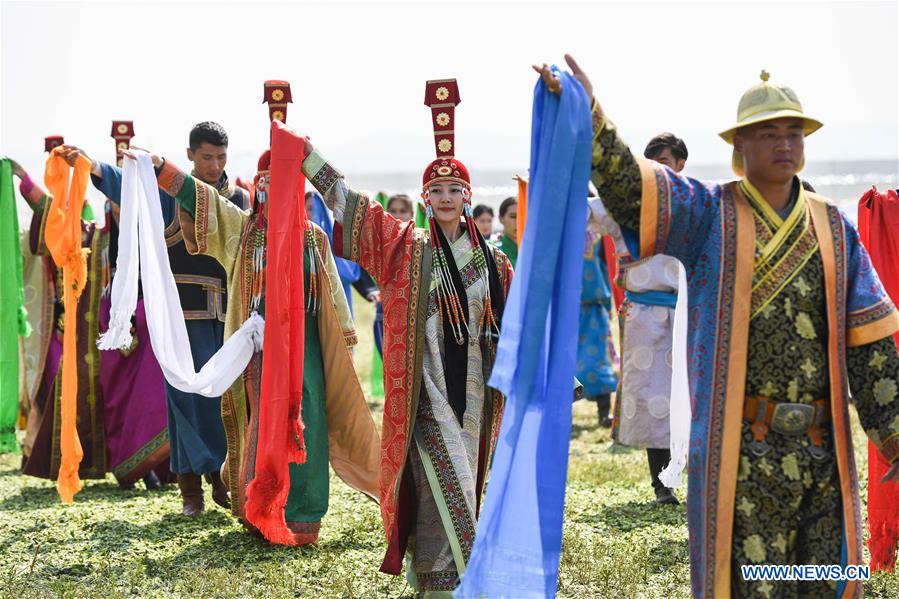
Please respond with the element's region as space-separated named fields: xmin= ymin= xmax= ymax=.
xmin=302 ymin=79 xmax=514 ymax=594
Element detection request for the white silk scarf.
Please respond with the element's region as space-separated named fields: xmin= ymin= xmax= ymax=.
xmin=97 ymin=152 xmax=263 ymax=397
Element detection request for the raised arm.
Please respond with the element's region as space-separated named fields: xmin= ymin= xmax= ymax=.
xmin=91 ymin=161 xmax=123 ymax=204
xmin=8 ymin=159 xmax=47 ymax=212
xmin=59 ymin=145 xmax=178 ymax=225
xmin=301 ymin=146 xmax=417 ymax=284
xmin=8 ymin=159 xmax=55 ymax=257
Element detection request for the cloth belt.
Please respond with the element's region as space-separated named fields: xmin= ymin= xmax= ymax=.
xmin=743 ymin=395 xmax=831 ymax=459
xmin=625 ymin=289 xmax=677 ymax=308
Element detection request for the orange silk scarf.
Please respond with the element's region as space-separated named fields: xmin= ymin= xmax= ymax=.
xmin=43 ymin=149 xmax=91 ymax=503
xmin=516 ymin=176 xmax=527 ymax=246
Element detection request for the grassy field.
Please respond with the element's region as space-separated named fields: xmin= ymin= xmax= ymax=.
xmin=1 ymin=294 xmax=897 ymax=597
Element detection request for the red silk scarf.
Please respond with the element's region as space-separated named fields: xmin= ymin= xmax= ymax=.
xmin=243 ymin=121 xmax=307 ymax=544
xmin=857 ymin=187 xmax=899 ymax=571
xmin=601 ymin=235 xmax=624 ymax=312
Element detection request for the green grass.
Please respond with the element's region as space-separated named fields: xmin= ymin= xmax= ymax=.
xmin=1 ymin=293 xmax=897 ymax=597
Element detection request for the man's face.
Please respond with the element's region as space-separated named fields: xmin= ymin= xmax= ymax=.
xmin=652 ymin=147 xmax=686 ymax=173
xmin=187 ymin=142 xmax=228 ymax=185
xmin=734 ymin=118 xmax=804 ymax=185
xmin=305 ymin=193 xmax=314 ymax=218
xmin=422 ymin=181 xmax=466 ymax=228
xmin=387 ymin=199 xmax=414 ymax=222
xmin=500 ymin=204 xmax=517 ymax=237
xmin=474 ymin=212 xmax=493 ymax=237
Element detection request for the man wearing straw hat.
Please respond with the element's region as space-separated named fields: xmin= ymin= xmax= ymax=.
xmin=537 ymin=57 xmax=899 ymax=597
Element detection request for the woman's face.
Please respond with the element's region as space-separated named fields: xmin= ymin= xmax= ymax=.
xmin=474 ymin=212 xmax=493 ymax=237
xmin=387 ymin=198 xmax=414 ymax=222
xmin=423 ymin=181 xmax=466 ymax=228
xmin=500 ymin=203 xmax=518 ymax=236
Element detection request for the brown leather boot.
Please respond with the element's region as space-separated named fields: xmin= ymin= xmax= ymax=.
xmin=205 ymin=471 xmax=231 ymax=510
xmin=177 ymin=473 xmax=204 ymax=516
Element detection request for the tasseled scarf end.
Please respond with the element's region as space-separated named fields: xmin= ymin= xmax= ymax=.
xmin=244 ymin=472 xmax=297 ymax=546
xmin=868 ymin=520 xmax=899 ymax=572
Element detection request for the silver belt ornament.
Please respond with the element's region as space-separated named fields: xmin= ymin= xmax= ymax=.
xmin=747 ymin=402 xmax=828 ymax=460
xmin=771 ymin=403 xmax=815 ymax=435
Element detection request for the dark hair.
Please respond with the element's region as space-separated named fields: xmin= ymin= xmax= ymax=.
xmin=801 ymin=180 xmax=816 ymax=193
xmin=644 ymin=132 xmax=688 ymax=162
xmin=473 ymin=204 xmax=494 ymax=219
xmin=499 ymin=196 xmax=517 ymax=218
xmin=386 ymin=194 xmax=413 ymax=212
xmin=189 ymin=121 xmax=229 ymax=150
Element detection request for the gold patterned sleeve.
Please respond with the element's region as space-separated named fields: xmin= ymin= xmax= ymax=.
xmin=590 ymin=101 xmax=643 ymax=232
xmin=302 ymin=149 xmax=417 ymax=284
xmin=847 ymin=335 xmax=899 ymax=463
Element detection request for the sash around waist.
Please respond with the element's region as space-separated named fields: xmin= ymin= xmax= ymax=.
xmin=175 ymin=274 xmax=226 ymax=322
xmin=625 ymin=289 xmax=677 ymax=308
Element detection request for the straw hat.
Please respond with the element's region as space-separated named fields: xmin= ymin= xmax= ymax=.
xmin=720 ymin=71 xmax=822 ymax=176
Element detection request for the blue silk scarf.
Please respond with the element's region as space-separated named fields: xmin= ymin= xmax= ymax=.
xmin=456 ymin=68 xmax=592 ymax=598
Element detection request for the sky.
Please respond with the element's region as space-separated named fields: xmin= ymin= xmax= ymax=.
xmin=1 ymin=0 xmax=897 ymax=183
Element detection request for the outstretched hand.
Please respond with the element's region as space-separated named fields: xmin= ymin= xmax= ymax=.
xmin=532 ymin=63 xmax=562 ymax=93
xmin=58 ymin=145 xmax=90 ymax=167
xmin=122 ymin=146 xmax=163 ymax=168
xmin=531 ymin=54 xmax=593 ymax=99
xmin=58 ymin=144 xmax=102 ymax=177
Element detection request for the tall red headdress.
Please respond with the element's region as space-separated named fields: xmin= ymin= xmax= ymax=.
xmin=263 ymin=80 xmax=292 ymax=124
xmin=110 ymin=121 xmax=135 ymax=167
xmin=253 ymin=81 xmax=294 ymax=198
xmin=420 ymin=78 xmax=498 ymax=350
xmin=422 ymin=79 xmax=470 ymax=190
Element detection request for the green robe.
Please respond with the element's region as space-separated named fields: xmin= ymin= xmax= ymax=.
xmin=155 ymin=161 xmax=380 ymax=539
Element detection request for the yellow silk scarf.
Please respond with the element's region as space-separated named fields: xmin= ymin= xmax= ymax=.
xmin=43 ymin=149 xmax=91 ymax=503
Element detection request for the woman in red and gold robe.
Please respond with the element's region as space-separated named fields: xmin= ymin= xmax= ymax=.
xmin=302 ymin=140 xmax=513 ymax=593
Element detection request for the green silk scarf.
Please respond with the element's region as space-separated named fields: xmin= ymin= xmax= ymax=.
xmin=0 ymin=159 xmax=30 ymax=452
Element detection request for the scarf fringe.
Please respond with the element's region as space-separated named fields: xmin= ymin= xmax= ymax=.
xmin=97 ymin=311 xmax=134 ymax=350
xmin=243 ymin=471 xmax=297 ymax=546
xmin=659 ymin=441 xmax=688 ymax=489
xmin=56 ymin=460 xmax=83 ymax=504
xmin=868 ymin=519 xmax=899 ymax=571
